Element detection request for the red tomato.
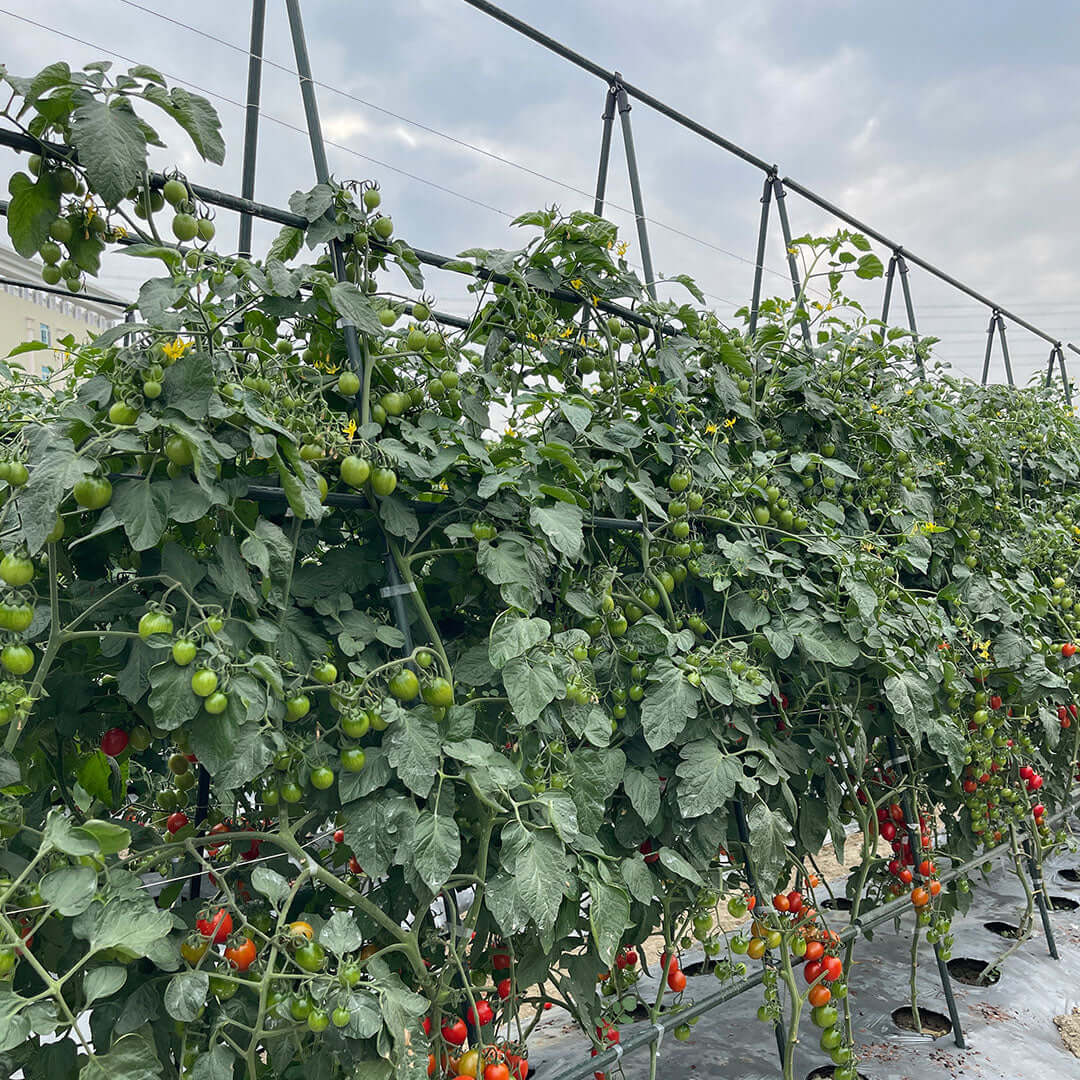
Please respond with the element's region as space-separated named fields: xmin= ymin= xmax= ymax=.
xmin=492 ymin=950 xmax=512 ymax=970
xmin=485 ymin=1065 xmax=511 ymax=1080
xmin=667 ymin=968 xmax=687 ymax=992
xmin=787 ymin=890 xmax=803 ymax=914
xmin=804 ymin=959 xmax=824 ymax=983
xmin=497 ymin=978 xmax=512 ymax=1000
xmin=773 ymin=893 xmax=790 ymax=912
xmin=166 ymin=812 xmax=189 ymax=834
xmin=441 ymin=1019 xmax=468 ymax=1045
xmin=101 ymin=727 xmax=129 ymax=757
xmin=197 ymin=909 xmax=233 ymax=944
xmin=823 ymin=955 xmax=843 ymax=981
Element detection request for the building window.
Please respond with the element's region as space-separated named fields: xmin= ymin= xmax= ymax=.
xmin=39 ymin=323 xmax=50 ymax=345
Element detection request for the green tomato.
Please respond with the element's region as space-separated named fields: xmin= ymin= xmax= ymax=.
xmin=191 ymin=669 xmax=218 ymax=697
xmin=1 ymin=645 xmax=34 ymax=676
xmin=340 ymin=748 xmax=367 ymax=773
xmin=0 ymin=554 xmax=34 ymax=588
xmin=165 ymin=435 xmax=194 ymax=467
xmin=388 ymin=669 xmax=420 ymax=702
xmin=310 ymin=766 xmax=335 ymax=790
xmin=421 ymin=677 xmax=453 ymax=708
xmin=203 ymin=691 xmax=228 ymax=715
xmin=307 ymin=1009 xmax=330 ymax=1033
xmin=294 ymin=942 xmax=326 ymax=973
xmin=341 ymin=711 xmax=371 ymax=738
xmin=371 ymin=467 xmax=398 ymax=496
xmin=286 ymin=695 xmax=311 ymax=721
xmin=172 ymin=639 xmax=197 ymax=666
xmin=340 ymin=455 xmax=371 ymax=488
xmin=312 ymin=662 xmax=338 ymax=685
xmin=138 ymin=611 xmax=174 ymax=640
xmin=73 ymin=476 xmax=113 ymax=510
xmin=279 ymin=781 xmax=303 ymax=804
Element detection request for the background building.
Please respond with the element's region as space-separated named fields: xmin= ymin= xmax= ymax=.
xmin=0 ymin=244 xmax=127 ymax=377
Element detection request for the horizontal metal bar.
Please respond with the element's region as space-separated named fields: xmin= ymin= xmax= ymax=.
xmin=457 ymin=5 xmax=1076 ymax=361
xmin=0 ymin=126 xmax=664 ymax=335
xmin=0 ymin=273 xmax=130 ymax=309
xmin=460 ymin=0 xmax=773 ymax=173
xmin=780 ymin=176 xmax=1062 ymax=348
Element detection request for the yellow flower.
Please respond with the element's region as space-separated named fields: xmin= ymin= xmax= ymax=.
xmin=646 ymin=384 xmax=657 ymax=396
xmin=723 ymin=417 xmax=737 ymax=429
xmin=570 ymin=278 xmax=584 ymax=291
xmin=704 ymin=422 xmax=718 ymax=435
xmin=616 ymin=241 xmax=629 ymax=257
xmin=161 ymin=337 xmax=193 ymax=362
xmin=504 ymin=425 xmax=517 ymax=437
xmin=342 ymin=418 xmax=357 ymax=440
xmin=592 ymin=295 xmax=600 ymax=306
xmin=560 ymin=326 xmax=574 ymax=339
xmin=112 ymin=225 xmax=127 ymax=239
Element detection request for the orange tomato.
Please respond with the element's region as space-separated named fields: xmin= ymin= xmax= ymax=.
xmin=808 ymin=984 xmax=831 ymax=1008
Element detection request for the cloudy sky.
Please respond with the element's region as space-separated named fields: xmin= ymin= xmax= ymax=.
xmin=2 ymin=0 xmax=1079 ymax=385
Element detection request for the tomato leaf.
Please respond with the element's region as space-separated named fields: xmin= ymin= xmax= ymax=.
xmin=641 ymin=659 xmax=699 ymax=750
xmin=164 ymin=972 xmax=208 ymax=1023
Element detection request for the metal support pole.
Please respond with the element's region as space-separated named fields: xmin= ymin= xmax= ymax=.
xmin=980 ymin=311 xmax=997 ymax=387
xmin=886 ymin=736 xmax=965 ymax=1049
xmin=1047 ymin=345 xmax=1073 ymax=405
xmin=282 ymin=0 xmax=364 ymax=382
xmin=771 ymin=177 xmax=810 ymax=347
xmin=382 ymin=546 xmax=415 ymax=655
xmin=1024 ymin=835 xmax=1059 ymax=959
xmin=238 ymin=0 xmax=267 ymax=258
xmin=996 ymin=314 xmax=1015 ymax=387
xmin=880 ymin=253 xmax=897 ymax=328
xmin=190 ymin=765 xmax=211 ymax=899
xmin=614 ymin=80 xmax=657 ymax=301
xmin=733 ymin=800 xmax=789 ymax=1074
xmin=592 ymin=88 xmax=617 ymax=216
xmin=895 ymin=252 xmax=925 ymax=377
xmin=748 ymin=174 xmax=774 ymax=338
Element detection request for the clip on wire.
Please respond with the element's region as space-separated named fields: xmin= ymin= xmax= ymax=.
xmin=888 ymin=753 xmax=909 ymax=768
xmin=380 ymin=582 xmax=417 ymax=598
xmin=611 ymin=1042 xmax=624 ymax=1064
xmin=652 ymin=1023 xmax=665 ymax=1058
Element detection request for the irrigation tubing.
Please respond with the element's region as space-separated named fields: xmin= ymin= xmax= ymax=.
xmin=560 ymin=801 xmax=1077 ymax=1080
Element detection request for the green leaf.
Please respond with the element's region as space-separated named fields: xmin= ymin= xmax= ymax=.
xmin=80 ymin=819 xmax=131 ymax=855
xmin=502 ymin=655 xmax=560 ymax=726
xmin=855 ymin=252 xmax=884 ymax=280
xmin=111 ymin=480 xmax=171 ymax=550
xmin=70 ymin=97 xmax=147 ymax=206
xmin=585 ymin=874 xmax=630 ymax=967
xmin=622 ymin=766 xmax=661 ymax=825
xmin=385 ymin=709 xmax=441 ymax=799
xmin=342 ymin=791 xmax=417 ymax=879
xmin=38 ymin=865 xmax=97 ymax=916
xmin=83 ymin=965 xmax=126 ymax=1007
xmin=796 ymin=623 xmax=860 ymax=667
xmin=289 ymin=184 xmax=335 ymax=222
xmin=6 ymin=170 xmax=60 ymax=257
xmin=80 ymin=1032 xmax=164 ymax=1080
xmin=142 ymin=86 xmax=224 ymax=164
xmin=657 ymin=848 xmax=704 ymax=886
xmin=319 ymin=911 xmax=364 ymax=955
xmin=188 ymin=1044 xmax=235 ymax=1080
xmin=164 ymin=971 xmax=207 ymax=1022
xmin=161 ymin=350 xmax=215 ymax=421
xmin=676 ymin=740 xmax=744 ymax=818
xmin=147 ymin=662 xmax=200 ymax=732
xmin=329 ymin=282 xmax=385 ymax=335
xmin=411 ymin=808 xmax=461 ymax=893
xmin=267 ymin=226 xmax=304 ymax=263
xmin=529 ymin=502 xmax=584 ymax=559
xmin=251 ymin=867 xmax=290 ymax=908
xmin=620 ymin=856 xmax=656 ymax=905
xmin=640 ymin=659 xmax=699 ymax=750
xmin=489 ymin=614 xmax=550 ymax=669
xmin=884 ymin=670 xmax=935 ymax=743
xmin=72 ymin=894 xmax=173 ymax=955
xmin=42 ymin=811 xmax=100 ymax=857
xmin=486 ymin=823 xmax=572 ymax=935
xmin=746 ymin=802 xmax=792 ymax=889
xmin=11 ymin=427 xmax=94 ymax=554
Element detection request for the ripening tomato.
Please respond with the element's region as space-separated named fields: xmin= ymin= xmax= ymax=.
xmin=823 ymin=955 xmax=843 ymax=982
xmin=807 ymin=984 xmax=832 ymax=1008
xmin=804 ymin=940 xmax=824 ymax=963
xmin=441 ymin=1018 xmax=468 ymax=1045
xmin=911 ymin=887 xmax=930 ymax=908
xmin=667 ymin=968 xmax=687 ymax=992
xmin=224 ymin=937 xmax=257 ymax=971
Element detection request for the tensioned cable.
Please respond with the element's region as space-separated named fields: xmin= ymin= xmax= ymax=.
xmin=108 ymin=0 xmax=814 ymax=296
xmin=0 ymin=8 xmax=514 ymax=220
xmin=1 ymin=8 xmax=760 ymax=313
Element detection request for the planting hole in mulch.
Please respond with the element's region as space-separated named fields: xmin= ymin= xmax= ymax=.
xmin=1058 ymin=867 xmax=1080 ymax=883
xmin=821 ymin=896 xmax=853 ymax=911
xmin=891 ymin=1005 xmax=952 ymax=1037
xmin=678 ymin=959 xmax=713 ymax=978
xmin=1054 ymin=1008 xmax=1080 ymax=1059
xmin=806 ymin=1068 xmax=871 ymax=1080
xmin=947 ymin=957 xmax=1001 ymax=986
xmin=1050 ymin=894 xmax=1080 ymax=911
xmin=983 ymin=921 xmax=1021 ymax=938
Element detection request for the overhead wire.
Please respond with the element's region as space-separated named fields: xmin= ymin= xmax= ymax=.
xmin=107 ymin=0 xmax=817 ymax=299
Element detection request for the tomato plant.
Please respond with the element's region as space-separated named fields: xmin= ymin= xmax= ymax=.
xmin=0 ymin=51 xmax=1078 ymax=1080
